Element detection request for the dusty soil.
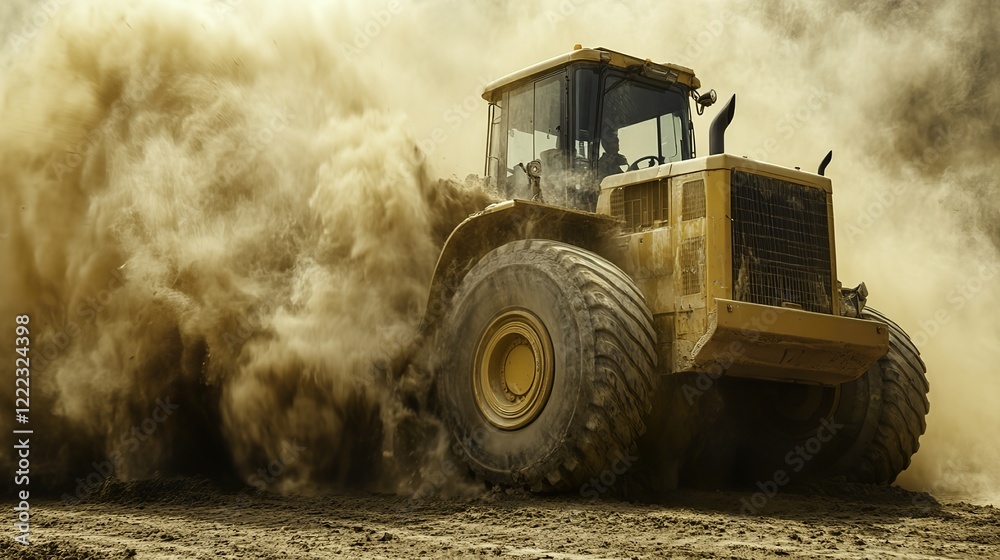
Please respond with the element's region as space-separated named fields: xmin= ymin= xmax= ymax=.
xmin=5 ymin=479 xmax=998 ymax=559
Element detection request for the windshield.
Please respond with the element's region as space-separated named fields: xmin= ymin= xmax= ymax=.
xmin=598 ymin=73 xmax=690 ymax=180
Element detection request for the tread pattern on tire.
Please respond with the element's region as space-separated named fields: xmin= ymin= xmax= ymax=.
xmin=444 ymin=239 xmax=656 ymax=491
xmin=509 ymin=240 xmax=655 ymax=491
xmin=847 ymin=307 xmax=930 ymax=484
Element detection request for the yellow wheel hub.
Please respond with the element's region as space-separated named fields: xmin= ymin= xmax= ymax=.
xmin=473 ymin=309 xmax=554 ymax=430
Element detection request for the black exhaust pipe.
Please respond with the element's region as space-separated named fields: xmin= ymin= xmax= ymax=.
xmin=818 ymin=150 xmax=833 ymax=176
xmin=709 ymin=94 xmax=736 ymax=156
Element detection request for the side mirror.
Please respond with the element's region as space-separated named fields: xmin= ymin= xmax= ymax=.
xmin=694 ymin=89 xmax=718 ymax=115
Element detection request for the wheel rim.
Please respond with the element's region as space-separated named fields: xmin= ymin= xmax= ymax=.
xmin=473 ymin=309 xmax=554 ymax=430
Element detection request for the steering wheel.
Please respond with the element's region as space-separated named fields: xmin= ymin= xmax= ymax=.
xmin=627 ymin=155 xmax=662 ymax=171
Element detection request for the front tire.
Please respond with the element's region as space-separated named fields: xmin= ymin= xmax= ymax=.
xmin=823 ymin=307 xmax=930 ymax=483
xmin=435 ymin=240 xmax=656 ymax=491
xmin=731 ymin=306 xmax=929 ymax=485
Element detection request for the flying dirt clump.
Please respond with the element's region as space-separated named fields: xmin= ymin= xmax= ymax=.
xmin=0 ymin=0 xmax=489 ymax=496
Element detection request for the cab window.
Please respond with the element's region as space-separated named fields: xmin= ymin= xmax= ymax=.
xmin=598 ymin=75 xmax=690 ymax=179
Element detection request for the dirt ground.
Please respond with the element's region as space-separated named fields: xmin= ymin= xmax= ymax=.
xmin=4 ymin=479 xmax=998 ymax=559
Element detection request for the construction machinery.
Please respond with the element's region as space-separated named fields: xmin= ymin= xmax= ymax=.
xmin=425 ymin=46 xmax=929 ymax=491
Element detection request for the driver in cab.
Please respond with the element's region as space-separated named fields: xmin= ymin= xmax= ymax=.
xmin=597 ymin=129 xmax=628 ymax=182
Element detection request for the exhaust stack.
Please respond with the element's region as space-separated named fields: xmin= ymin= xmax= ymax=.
xmin=818 ymin=150 xmax=833 ymax=176
xmin=709 ymin=94 xmax=736 ymax=156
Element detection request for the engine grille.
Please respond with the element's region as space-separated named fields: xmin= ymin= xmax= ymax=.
xmin=609 ymin=180 xmax=668 ymax=231
xmin=730 ymin=170 xmax=833 ymax=314
xmin=680 ymin=237 xmax=705 ymax=295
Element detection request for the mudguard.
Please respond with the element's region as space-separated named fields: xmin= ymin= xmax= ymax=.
xmin=421 ymin=199 xmax=620 ymax=333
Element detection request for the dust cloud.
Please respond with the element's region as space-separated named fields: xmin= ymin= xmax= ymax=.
xmin=0 ymin=0 xmax=489 ymax=498
xmin=1 ymin=0 xmax=997 ymax=503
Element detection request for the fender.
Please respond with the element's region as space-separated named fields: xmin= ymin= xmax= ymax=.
xmin=421 ymin=199 xmax=621 ymax=333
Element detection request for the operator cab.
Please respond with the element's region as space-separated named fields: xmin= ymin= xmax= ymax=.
xmin=483 ymin=46 xmax=707 ymax=211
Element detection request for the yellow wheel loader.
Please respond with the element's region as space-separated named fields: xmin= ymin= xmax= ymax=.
xmin=425 ymin=46 xmax=929 ymax=492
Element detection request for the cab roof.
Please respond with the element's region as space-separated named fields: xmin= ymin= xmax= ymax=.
xmin=482 ymin=46 xmax=701 ymax=103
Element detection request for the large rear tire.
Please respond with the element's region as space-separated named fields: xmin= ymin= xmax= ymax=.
xmin=435 ymin=239 xmax=656 ymax=491
xmin=729 ymin=307 xmax=929 ymax=485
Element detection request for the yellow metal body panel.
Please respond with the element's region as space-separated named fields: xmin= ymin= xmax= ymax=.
xmin=428 ymin=157 xmax=880 ymax=386
xmin=595 ymin=154 xmax=881 ymax=385
xmin=689 ymin=299 xmax=888 ymax=385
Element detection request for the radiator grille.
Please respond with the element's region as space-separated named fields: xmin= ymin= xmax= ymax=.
xmin=730 ymin=171 xmax=832 ymax=314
